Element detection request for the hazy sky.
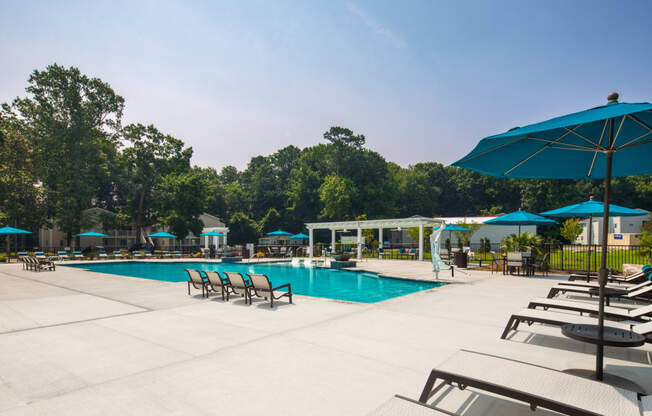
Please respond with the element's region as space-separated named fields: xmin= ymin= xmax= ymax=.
xmin=2 ymin=0 xmax=652 ymax=170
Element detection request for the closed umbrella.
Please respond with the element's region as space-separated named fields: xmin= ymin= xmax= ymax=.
xmin=540 ymin=197 xmax=646 ymax=279
xmin=0 ymin=227 xmax=32 ymax=259
xmin=453 ymin=93 xmax=652 ymax=384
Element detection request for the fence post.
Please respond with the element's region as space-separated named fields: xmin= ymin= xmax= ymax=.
xmin=561 ymin=243 xmax=564 ymax=271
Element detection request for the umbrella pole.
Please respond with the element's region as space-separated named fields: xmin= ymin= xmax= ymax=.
xmin=586 ymin=214 xmax=593 ymax=282
xmin=596 ymin=149 xmax=613 ymax=381
xmin=6 ymin=235 xmax=9 ymax=262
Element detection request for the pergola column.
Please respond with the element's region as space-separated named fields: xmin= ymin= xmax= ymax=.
xmin=309 ymin=228 xmax=314 ymax=259
xmin=378 ymin=227 xmax=383 ymax=259
xmin=331 ymin=229 xmax=336 ymax=253
xmin=418 ymin=224 xmax=424 ymax=261
xmin=357 ymin=228 xmax=362 ymax=260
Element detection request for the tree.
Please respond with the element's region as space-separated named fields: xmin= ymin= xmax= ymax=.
xmin=560 ymin=218 xmax=583 ymax=243
xmin=153 ymin=169 xmax=209 ymax=239
xmin=318 ymin=174 xmax=358 ymax=220
xmin=228 ymin=212 xmax=259 ymax=245
xmin=4 ymin=64 xmax=124 ymax=245
xmin=118 ymin=124 xmax=192 ymax=242
xmin=501 ymin=232 xmax=543 ymax=254
xmin=453 ymin=223 xmax=483 ymax=247
xmin=258 ymin=207 xmax=282 ymax=234
xmin=323 ymin=126 xmax=365 ymax=149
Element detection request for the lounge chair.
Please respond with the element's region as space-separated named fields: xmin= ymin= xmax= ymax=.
xmin=161 ymin=251 xmax=171 ymax=258
xmin=417 ymin=349 xmax=641 ymax=416
xmin=203 ymin=270 xmax=233 ymax=301
xmin=17 ymin=252 xmax=28 ymax=264
xmin=57 ymin=251 xmax=70 ymax=261
xmin=132 ymin=251 xmax=143 ymax=258
xmin=501 ymin=307 xmax=652 ymax=341
xmin=548 ymin=280 xmax=652 ymax=300
xmin=112 ymin=250 xmax=123 ymax=259
xmin=98 ymin=250 xmax=108 ymax=258
xmin=246 ymin=273 xmax=292 ymax=308
xmin=528 ymin=297 xmax=652 ymax=321
xmin=223 ymin=272 xmax=251 ymax=303
xmin=369 ymin=395 xmax=458 ymax=415
xmin=568 ymin=265 xmax=651 ymax=283
xmin=34 ymin=251 xmax=46 ymax=259
xmin=21 ymin=256 xmax=34 ymax=271
xmin=143 ymin=250 xmax=153 ymax=258
xmin=173 ymin=250 xmax=182 ymax=258
xmin=408 ymin=248 xmax=417 ymax=259
xmin=185 ymin=269 xmax=207 ymax=297
xmin=72 ymin=251 xmax=84 ymax=259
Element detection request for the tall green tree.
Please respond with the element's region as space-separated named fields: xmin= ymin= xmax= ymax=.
xmin=4 ymin=64 xmax=124 ymax=244
xmin=118 ymin=123 xmax=192 ymax=242
xmin=560 ymin=218 xmax=583 ymax=243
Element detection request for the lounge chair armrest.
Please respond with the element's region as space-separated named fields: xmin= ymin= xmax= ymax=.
xmin=271 ymin=283 xmax=291 ymax=291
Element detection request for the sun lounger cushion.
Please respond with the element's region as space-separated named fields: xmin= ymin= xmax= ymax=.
xmin=421 ymin=349 xmax=639 ymax=416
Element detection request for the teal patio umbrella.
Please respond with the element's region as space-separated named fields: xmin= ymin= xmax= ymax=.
xmin=453 ymin=93 xmax=652 ymax=383
xmin=432 ymin=224 xmax=470 ymax=249
xmin=266 ymin=230 xmax=293 ymax=236
xmin=484 ymin=210 xmax=557 ymax=237
xmin=147 ymin=232 xmax=177 ymax=250
xmin=290 ymin=233 xmax=309 ymax=239
xmin=75 ymin=231 xmax=109 ymax=237
xmin=0 ymin=226 xmax=32 ymax=258
xmin=541 ymin=197 xmax=647 ymax=279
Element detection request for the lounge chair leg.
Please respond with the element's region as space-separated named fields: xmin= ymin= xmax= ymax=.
xmin=188 ymin=282 xmax=190 ymax=296
xmin=418 ymin=371 xmax=440 ymax=403
xmin=501 ymin=316 xmax=518 ymax=339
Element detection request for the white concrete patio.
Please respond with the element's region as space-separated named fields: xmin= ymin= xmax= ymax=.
xmin=0 ymin=260 xmax=651 ymax=415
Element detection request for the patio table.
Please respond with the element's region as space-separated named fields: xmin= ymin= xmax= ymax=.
xmin=561 ymin=323 xmax=645 ymax=393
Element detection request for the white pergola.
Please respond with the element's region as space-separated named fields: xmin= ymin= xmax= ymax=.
xmin=305 ymin=216 xmax=442 ymax=261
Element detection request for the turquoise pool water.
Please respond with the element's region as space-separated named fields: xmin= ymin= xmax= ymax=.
xmin=67 ymin=261 xmax=443 ymax=303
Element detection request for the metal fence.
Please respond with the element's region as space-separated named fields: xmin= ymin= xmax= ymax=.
xmin=540 ymin=243 xmax=647 ymax=273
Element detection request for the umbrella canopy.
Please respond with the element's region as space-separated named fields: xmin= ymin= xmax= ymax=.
xmin=484 ymin=210 xmax=558 ymax=226
xmin=147 ymin=232 xmax=177 ymax=238
xmin=200 ymin=231 xmax=225 ymax=237
xmin=540 ymin=199 xmax=647 ymax=218
xmin=75 ymin=231 xmax=109 ymax=237
xmin=432 ymin=224 xmax=470 ymax=232
xmin=0 ymin=226 xmax=31 ymax=235
xmin=266 ymin=230 xmax=292 ymax=236
xmin=290 ymin=233 xmax=309 ymax=239
xmin=453 ymin=93 xmax=652 ymax=383
xmin=541 ymin=199 xmax=647 ymax=280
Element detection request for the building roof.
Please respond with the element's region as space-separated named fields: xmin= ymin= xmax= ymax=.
xmin=199 ymin=213 xmax=225 ymax=228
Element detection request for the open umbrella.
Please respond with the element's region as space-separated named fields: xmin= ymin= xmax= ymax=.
xmin=453 ymin=92 xmax=652 ymax=384
xmin=200 ymin=231 xmax=225 ymax=250
xmin=541 ymin=197 xmax=647 ymax=279
xmin=0 ymin=226 xmax=32 ymax=259
xmin=432 ymin=224 xmax=470 ymax=250
xmin=147 ymin=232 xmax=177 ymax=251
xmin=290 ymin=233 xmax=309 ymax=239
xmin=484 ymin=210 xmax=557 ymax=237
xmin=266 ymin=230 xmax=293 ymax=236
xmin=75 ymin=231 xmax=109 ymax=237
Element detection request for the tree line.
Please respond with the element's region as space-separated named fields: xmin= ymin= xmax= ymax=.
xmin=1 ymin=64 xmax=651 ymax=246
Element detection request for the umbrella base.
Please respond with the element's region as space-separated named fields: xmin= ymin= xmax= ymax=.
xmin=562 ymin=368 xmax=645 ymax=394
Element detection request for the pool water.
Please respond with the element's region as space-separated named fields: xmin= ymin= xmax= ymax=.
xmin=67 ymin=261 xmax=444 ymax=303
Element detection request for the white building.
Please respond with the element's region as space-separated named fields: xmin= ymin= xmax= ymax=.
xmin=199 ymin=213 xmax=229 ymax=249
xmin=575 ymin=213 xmax=649 ymax=245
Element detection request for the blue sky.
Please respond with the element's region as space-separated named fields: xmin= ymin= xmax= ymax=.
xmin=2 ymin=0 xmax=652 ymax=170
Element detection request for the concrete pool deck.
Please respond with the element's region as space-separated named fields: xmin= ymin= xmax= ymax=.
xmin=1 ymin=259 xmax=651 ymax=415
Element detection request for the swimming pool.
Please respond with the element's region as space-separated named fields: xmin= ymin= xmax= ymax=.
xmin=67 ymin=261 xmax=444 ymax=303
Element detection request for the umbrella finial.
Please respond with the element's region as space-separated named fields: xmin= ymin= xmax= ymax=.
xmin=607 ymin=92 xmax=619 ymax=103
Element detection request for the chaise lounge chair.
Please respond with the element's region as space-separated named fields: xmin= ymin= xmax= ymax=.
xmin=501 ymin=307 xmax=652 ymax=340
xmin=547 ymin=280 xmax=652 ymax=300
xmin=185 ymin=269 xmax=207 ymax=298
xmin=173 ymin=250 xmax=182 ymax=258
xmin=203 ymin=270 xmax=233 ymax=301
xmin=528 ymin=297 xmax=652 ymax=321
xmin=34 ymin=251 xmax=46 ymax=259
xmin=223 ymin=272 xmax=251 ymax=303
xmin=72 ymin=251 xmax=84 ymax=259
xmin=113 ymin=250 xmax=123 ymax=259
xmin=143 ymin=250 xmax=153 ymax=258
xmin=57 ymin=251 xmax=70 ymax=261
xmin=132 ymin=251 xmax=143 ymax=259
xmin=98 ymin=250 xmax=108 ymax=258
xmin=568 ymin=265 xmax=651 ymax=283
xmin=416 ymin=349 xmax=642 ymax=416
xmin=246 ymin=273 xmax=292 ymax=308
